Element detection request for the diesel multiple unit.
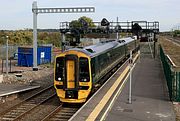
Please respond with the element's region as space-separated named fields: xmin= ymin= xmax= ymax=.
xmin=54 ymin=36 xmax=139 ymax=103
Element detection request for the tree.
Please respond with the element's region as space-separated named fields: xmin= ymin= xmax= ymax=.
xmin=0 ymin=30 xmax=6 ymax=45
xmin=69 ymin=16 xmax=95 ymax=29
xmin=78 ymin=16 xmax=95 ymax=27
xmin=173 ymin=30 xmax=180 ymax=37
xmin=69 ymin=20 xmax=82 ymax=29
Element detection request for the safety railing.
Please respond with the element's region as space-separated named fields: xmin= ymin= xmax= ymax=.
xmin=160 ymin=45 xmax=180 ymax=102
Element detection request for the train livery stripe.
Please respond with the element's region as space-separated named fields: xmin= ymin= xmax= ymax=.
xmin=86 ymin=65 xmax=130 ymax=121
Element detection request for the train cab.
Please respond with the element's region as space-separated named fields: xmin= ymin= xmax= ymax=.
xmin=54 ymin=50 xmax=92 ymax=103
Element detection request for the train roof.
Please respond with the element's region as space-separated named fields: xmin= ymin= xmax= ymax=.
xmin=67 ymin=36 xmax=136 ymax=57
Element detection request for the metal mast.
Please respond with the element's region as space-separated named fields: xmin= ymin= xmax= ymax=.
xmin=32 ymin=1 xmax=95 ymax=71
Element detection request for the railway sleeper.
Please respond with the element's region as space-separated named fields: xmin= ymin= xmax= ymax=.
xmin=60 ymin=110 xmax=77 ymax=113
xmin=10 ymin=109 xmax=24 ymax=113
xmin=50 ymin=117 xmax=68 ymax=121
xmin=2 ymin=114 xmax=17 ymax=118
xmin=7 ymin=111 xmax=19 ymax=115
xmin=54 ymin=115 xmax=71 ymax=119
xmin=56 ymin=112 xmax=74 ymax=116
xmin=54 ymin=114 xmax=71 ymax=118
xmin=1 ymin=117 xmax=14 ymax=121
xmin=27 ymin=100 xmax=37 ymax=103
xmin=16 ymin=107 xmax=26 ymax=110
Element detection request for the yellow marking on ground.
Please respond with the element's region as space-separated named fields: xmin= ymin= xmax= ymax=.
xmin=86 ymin=53 xmax=140 ymax=121
xmin=86 ymin=66 xmax=130 ymax=121
xmin=133 ymin=52 xmax=140 ymax=63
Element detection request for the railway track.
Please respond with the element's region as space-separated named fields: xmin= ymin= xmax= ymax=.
xmin=39 ymin=61 xmax=126 ymax=121
xmin=0 ymin=85 xmax=56 ymax=121
xmin=41 ymin=104 xmax=80 ymax=121
xmin=165 ymin=36 xmax=180 ymax=46
xmin=39 ymin=60 xmax=126 ymax=121
xmin=0 ymin=54 xmax=136 ymax=121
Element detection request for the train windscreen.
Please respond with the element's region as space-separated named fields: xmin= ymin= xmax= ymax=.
xmin=79 ymin=57 xmax=90 ymax=82
xmin=55 ymin=57 xmax=64 ymax=81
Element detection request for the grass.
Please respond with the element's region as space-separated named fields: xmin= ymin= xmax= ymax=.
xmin=159 ymin=36 xmax=180 ymax=67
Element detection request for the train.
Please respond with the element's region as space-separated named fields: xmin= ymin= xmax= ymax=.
xmin=54 ymin=36 xmax=139 ymax=103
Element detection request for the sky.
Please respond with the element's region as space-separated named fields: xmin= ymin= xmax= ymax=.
xmin=0 ymin=0 xmax=180 ymax=31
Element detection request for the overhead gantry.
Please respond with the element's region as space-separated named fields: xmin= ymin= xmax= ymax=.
xmin=32 ymin=1 xmax=95 ymax=70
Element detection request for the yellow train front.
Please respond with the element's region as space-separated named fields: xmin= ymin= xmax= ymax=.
xmin=54 ymin=49 xmax=92 ymax=103
xmin=54 ymin=37 xmax=139 ymax=103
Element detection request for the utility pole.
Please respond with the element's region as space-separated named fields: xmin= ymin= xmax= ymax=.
xmin=32 ymin=1 xmax=95 ymax=71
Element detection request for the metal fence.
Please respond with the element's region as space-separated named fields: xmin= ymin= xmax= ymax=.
xmin=0 ymin=45 xmax=18 ymax=59
xmin=160 ymin=45 xmax=180 ymax=102
xmin=0 ymin=45 xmax=18 ymax=74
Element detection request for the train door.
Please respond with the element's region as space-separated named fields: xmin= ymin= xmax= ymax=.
xmin=64 ymin=55 xmax=78 ymax=99
xmin=65 ymin=55 xmax=78 ymax=90
xmin=66 ymin=60 xmax=75 ymax=88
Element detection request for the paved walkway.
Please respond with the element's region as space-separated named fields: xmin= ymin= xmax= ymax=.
xmin=104 ymin=56 xmax=175 ymax=121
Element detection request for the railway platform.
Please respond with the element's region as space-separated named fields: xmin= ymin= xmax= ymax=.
xmin=0 ymin=83 xmax=40 ymax=97
xmin=70 ymin=55 xmax=175 ymax=121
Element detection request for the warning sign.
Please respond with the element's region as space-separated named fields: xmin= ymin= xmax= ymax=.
xmin=41 ymin=52 xmax=45 ymax=58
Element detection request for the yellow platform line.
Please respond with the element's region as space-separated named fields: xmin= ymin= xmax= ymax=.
xmin=86 ymin=66 xmax=130 ymax=121
xmin=86 ymin=53 xmax=139 ymax=121
xmin=133 ymin=52 xmax=140 ymax=63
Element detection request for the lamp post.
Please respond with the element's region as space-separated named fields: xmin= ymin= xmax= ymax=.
xmin=129 ymin=51 xmax=133 ymax=104
xmin=6 ymin=36 xmax=9 ymax=75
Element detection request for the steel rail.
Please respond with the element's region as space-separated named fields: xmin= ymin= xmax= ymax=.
xmin=41 ymin=105 xmax=79 ymax=121
xmin=0 ymin=85 xmax=55 ymax=121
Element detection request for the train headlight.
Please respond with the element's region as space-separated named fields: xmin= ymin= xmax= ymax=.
xmin=81 ymin=78 xmax=87 ymax=82
xmin=58 ymin=77 xmax=62 ymax=81
xmin=83 ymin=78 xmax=87 ymax=82
xmin=80 ymin=77 xmax=89 ymax=82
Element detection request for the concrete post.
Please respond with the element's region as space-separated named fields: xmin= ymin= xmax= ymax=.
xmin=32 ymin=1 xmax=38 ymax=71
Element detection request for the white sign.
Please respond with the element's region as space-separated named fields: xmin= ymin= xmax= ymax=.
xmin=41 ymin=52 xmax=45 ymax=58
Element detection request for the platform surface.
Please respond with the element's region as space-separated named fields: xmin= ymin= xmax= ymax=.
xmin=0 ymin=83 xmax=40 ymax=97
xmin=103 ymin=56 xmax=175 ymax=121
xmin=70 ymin=56 xmax=175 ymax=121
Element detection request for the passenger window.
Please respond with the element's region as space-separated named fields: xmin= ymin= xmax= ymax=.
xmin=55 ymin=57 xmax=64 ymax=81
xmin=79 ymin=57 xmax=90 ymax=82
